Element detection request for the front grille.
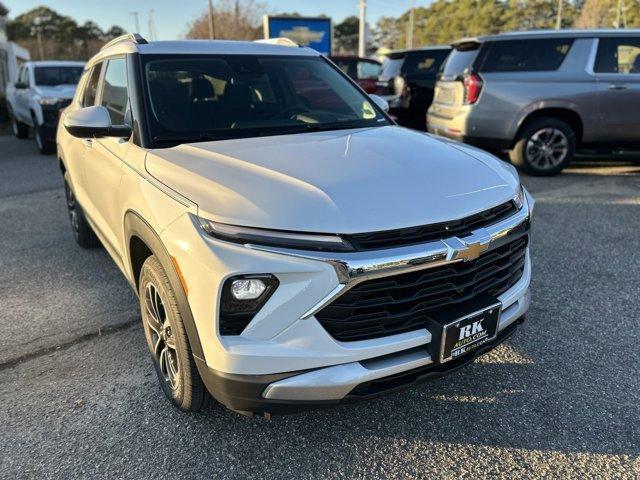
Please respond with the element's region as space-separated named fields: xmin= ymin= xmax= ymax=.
xmin=315 ymin=232 xmax=528 ymax=342
xmin=346 ymin=201 xmax=517 ymax=251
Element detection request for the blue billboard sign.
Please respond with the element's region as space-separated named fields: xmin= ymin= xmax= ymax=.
xmin=263 ymin=16 xmax=332 ymax=55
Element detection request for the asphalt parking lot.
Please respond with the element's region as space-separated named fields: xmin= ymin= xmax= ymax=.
xmin=0 ymin=133 xmax=639 ymax=479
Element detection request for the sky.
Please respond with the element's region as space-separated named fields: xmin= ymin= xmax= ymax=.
xmin=3 ymin=0 xmax=430 ymax=39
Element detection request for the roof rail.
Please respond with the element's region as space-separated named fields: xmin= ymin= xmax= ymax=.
xmin=254 ymin=37 xmax=299 ymax=48
xmin=101 ymin=33 xmax=148 ymax=51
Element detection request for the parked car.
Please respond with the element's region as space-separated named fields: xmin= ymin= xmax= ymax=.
xmin=58 ymin=34 xmax=533 ymax=416
xmin=330 ymin=55 xmax=381 ymax=93
xmin=6 ymin=60 xmax=84 ymax=154
xmin=376 ymin=46 xmax=451 ymax=130
xmin=428 ymin=29 xmax=640 ymax=176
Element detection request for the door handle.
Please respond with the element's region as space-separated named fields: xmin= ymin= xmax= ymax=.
xmin=82 ymin=139 xmax=93 ymax=148
xmin=608 ymin=84 xmax=627 ymax=90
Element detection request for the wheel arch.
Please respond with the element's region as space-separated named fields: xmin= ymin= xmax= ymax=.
xmin=514 ymin=107 xmax=583 ymax=148
xmin=124 ymin=210 xmax=204 ymax=359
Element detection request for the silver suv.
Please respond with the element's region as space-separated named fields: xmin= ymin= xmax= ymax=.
xmin=428 ymin=29 xmax=640 ymax=176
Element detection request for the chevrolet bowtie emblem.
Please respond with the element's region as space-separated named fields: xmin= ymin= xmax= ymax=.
xmin=444 ymin=230 xmax=492 ymax=262
xmin=457 ymin=241 xmax=490 ymax=262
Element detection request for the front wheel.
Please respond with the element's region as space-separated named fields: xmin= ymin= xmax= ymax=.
xmin=35 ymin=122 xmax=55 ymax=155
xmin=509 ymin=118 xmax=576 ymax=176
xmin=9 ymin=109 xmax=29 ymax=139
xmin=139 ymin=255 xmax=210 ymax=412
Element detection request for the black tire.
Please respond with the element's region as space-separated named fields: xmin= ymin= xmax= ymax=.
xmin=35 ymin=122 xmax=55 ymax=155
xmin=63 ymin=172 xmax=99 ymax=248
xmin=9 ymin=108 xmax=29 ymax=139
xmin=139 ymin=255 xmax=210 ymax=412
xmin=509 ymin=117 xmax=576 ymax=176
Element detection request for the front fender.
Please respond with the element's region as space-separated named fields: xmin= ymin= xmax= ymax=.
xmin=123 ymin=210 xmax=204 ymax=359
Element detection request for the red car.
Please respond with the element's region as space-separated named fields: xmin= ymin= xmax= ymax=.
xmin=330 ymin=56 xmax=381 ymax=93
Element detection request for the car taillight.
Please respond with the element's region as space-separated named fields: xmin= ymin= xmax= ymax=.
xmin=463 ymin=74 xmax=482 ymax=104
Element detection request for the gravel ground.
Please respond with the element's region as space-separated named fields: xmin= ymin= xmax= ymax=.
xmin=0 ymin=134 xmax=638 ymax=479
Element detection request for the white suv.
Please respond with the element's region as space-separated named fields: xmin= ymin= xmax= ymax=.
xmin=7 ymin=61 xmax=85 ymax=154
xmin=57 ymin=34 xmax=534 ymax=416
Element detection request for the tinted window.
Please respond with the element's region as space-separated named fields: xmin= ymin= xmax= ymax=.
xmin=332 ymin=58 xmax=356 ymax=78
xmin=441 ymin=46 xmax=480 ymax=79
xmin=402 ymin=50 xmax=449 ymax=76
xmin=595 ymin=37 xmax=640 ymax=74
xmin=83 ymin=65 xmax=102 ymax=107
xmin=357 ymin=60 xmax=380 ymax=79
xmin=479 ymin=38 xmax=573 ymax=72
xmin=34 ymin=66 xmax=83 ymax=86
xmin=100 ymin=58 xmax=129 ymax=124
xmin=380 ymin=57 xmax=404 ymax=79
xmin=144 ymin=55 xmax=388 ymax=143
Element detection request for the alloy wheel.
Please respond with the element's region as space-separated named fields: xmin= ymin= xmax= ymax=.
xmin=144 ymin=283 xmax=180 ymax=390
xmin=525 ymin=128 xmax=568 ymax=170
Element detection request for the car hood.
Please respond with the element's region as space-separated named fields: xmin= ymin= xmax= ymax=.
xmin=146 ymin=126 xmax=519 ymax=234
xmin=34 ymin=84 xmax=77 ymax=100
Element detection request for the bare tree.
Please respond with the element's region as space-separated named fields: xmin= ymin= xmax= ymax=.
xmin=185 ymin=0 xmax=266 ymax=40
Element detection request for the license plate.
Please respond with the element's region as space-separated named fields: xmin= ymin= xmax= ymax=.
xmin=437 ymin=87 xmax=455 ymax=105
xmin=439 ymin=303 xmax=501 ymax=363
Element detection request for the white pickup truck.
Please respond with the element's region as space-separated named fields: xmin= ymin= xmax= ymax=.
xmin=6 ymin=60 xmax=84 ymax=154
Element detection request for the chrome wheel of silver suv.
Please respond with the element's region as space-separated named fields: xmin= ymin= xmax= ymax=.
xmin=525 ymin=128 xmax=568 ymax=170
xmin=510 ymin=117 xmax=576 ymax=177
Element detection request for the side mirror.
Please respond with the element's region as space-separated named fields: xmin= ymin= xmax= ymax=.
xmin=369 ymin=94 xmax=389 ymax=113
xmin=64 ymin=106 xmax=131 ymax=139
xmin=15 ymin=81 xmax=28 ymax=89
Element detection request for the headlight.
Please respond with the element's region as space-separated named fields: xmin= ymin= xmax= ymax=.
xmin=198 ymin=217 xmax=354 ymax=252
xmin=513 ymin=185 xmax=525 ymax=210
xmin=38 ymin=97 xmax=64 ymax=106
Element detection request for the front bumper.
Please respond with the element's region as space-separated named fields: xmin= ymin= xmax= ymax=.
xmin=196 ymin=317 xmax=524 ymax=414
xmin=160 ymin=191 xmax=534 ymax=413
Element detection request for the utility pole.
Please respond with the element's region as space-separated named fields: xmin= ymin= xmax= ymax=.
xmin=208 ymin=0 xmax=215 ymax=39
xmin=358 ymin=0 xmax=367 ymax=57
xmin=407 ymin=0 xmax=415 ymax=49
xmin=130 ymin=11 xmax=140 ymax=33
xmin=555 ymin=0 xmax=563 ymax=30
xmin=34 ymin=16 xmax=44 ymax=60
xmin=148 ymin=9 xmax=157 ymax=41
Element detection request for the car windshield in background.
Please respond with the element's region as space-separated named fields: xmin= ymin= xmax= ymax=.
xmin=440 ymin=46 xmax=480 ymax=80
xmin=34 ymin=66 xmax=84 ymax=86
xmin=143 ymin=55 xmax=389 ymax=144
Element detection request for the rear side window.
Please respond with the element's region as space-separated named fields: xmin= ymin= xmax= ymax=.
xmin=402 ymin=50 xmax=449 ymax=76
xmin=441 ymin=46 xmax=480 ymax=79
xmin=83 ymin=64 xmax=102 ymax=107
xmin=479 ymin=38 xmax=574 ymax=72
xmin=595 ymin=37 xmax=640 ymax=74
xmin=100 ymin=58 xmax=129 ymax=125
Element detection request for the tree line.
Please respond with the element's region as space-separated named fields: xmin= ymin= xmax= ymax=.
xmin=374 ymin=0 xmax=640 ymax=50
xmin=8 ymin=0 xmax=640 ymax=61
xmin=7 ymin=6 xmax=126 ymax=61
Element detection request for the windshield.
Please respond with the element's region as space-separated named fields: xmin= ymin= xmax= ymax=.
xmin=34 ymin=66 xmax=83 ymax=86
xmin=143 ymin=54 xmax=390 ymax=145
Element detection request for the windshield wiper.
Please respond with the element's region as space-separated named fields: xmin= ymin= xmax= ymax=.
xmin=153 ymin=132 xmax=231 ymax=143
xmin=256 ymin=121 xmax=374 ymax=137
